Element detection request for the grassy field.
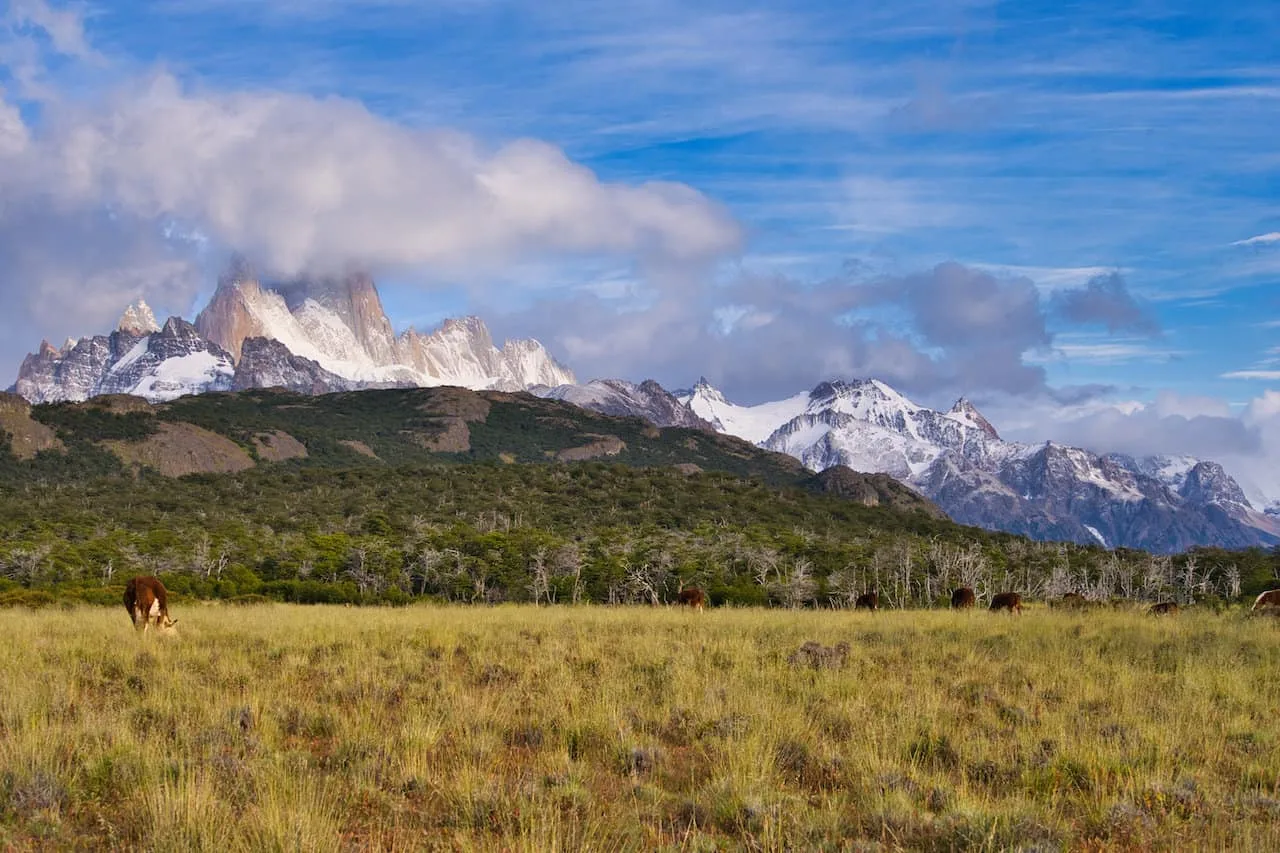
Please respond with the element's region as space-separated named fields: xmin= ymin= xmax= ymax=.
xmin=1 ymin=604 xmax=1278 ymax=851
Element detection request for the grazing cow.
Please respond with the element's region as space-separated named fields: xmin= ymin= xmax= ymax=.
xmin=989 ymin=592 xmax=1022 ymax=614
xmin=1055 ymin=592 xmax=1089 ymax=609
xmin=676 ymin=587 xmax=706 ymax=612
xmin=124 ymin=576 xmax=177 ymax=635
xmin=1252 ymin=589 xmax=1280 ymax=612
xmin=854 ymin=591 xmax=879 ymax=611
xmin=951 ymin=587 xmax=976 ymax=609
xmin=1148 ymin=601 xmax=1179 ymax=616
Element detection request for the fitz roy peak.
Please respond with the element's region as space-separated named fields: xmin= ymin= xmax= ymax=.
xmin=11 ymin=266 xmax=574 ymax=403
xmin=672 ymin=378 xmax=1280 ymax=554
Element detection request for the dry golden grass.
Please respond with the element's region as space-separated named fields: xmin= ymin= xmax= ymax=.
xmin=1 ymin=604 xmax=1278 ymax=851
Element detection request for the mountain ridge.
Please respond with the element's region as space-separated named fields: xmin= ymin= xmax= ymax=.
xmin=14 ymin=268 xmax=575 ymax=403
xmin=666 ymin=378 xmax=1280 ymax=554
xmin=0 ymin=384 xmax=944 ymax=522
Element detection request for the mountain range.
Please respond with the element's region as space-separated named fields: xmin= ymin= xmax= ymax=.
xmin=523 ymin=376 xmax=1280 ymax=553
xmin=8 ymin=269 xmax=1277 ymax=553
xmin=12 ymin=264 xmax=573 ymax=404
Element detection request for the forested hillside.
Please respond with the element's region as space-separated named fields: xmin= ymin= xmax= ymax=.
xmin=1 ymin=388 xmax=1276 ymax=607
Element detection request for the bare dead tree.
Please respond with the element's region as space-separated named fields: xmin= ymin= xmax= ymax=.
xmin=773 ymin=558 xmax=815 ymax=609
xmin=624 ymin=561 xmax=663 ymax=606
xmin=1179 ymin=553 xmax=1201 ymax=603
xmin=4 ymin=544 xmax=52 ymax=583
xmin=1223 ymin=563 xmax=1241 ymax=600
xmin=748 ymin=546 xmax=782 ymax=590
xmin=826 ymin=568 xmax=861 ymax=608
xmin=527 ymin=548 xmax=551 ymax=605
xmin=550 ymin=544 xmax=584 ymax=605
xmin=1045 ymin=545 xmax=1074 ymax=600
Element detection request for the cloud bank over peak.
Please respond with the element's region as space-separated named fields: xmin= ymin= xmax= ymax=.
xmin=0 ymin=7 xmax=741 ymax=369
xmin=5 ymin=73 xmax=740 ymax=275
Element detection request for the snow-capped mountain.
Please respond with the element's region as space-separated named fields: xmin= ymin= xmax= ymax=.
xmin=230 ymin=337 xmax=359 ymax=395
xmin=195 ymin=265 xmax=575 ymax=391
xmin=672 ymin=377 xmax=1279 ymax=553
xmin=14 ymin=313 xmax=236 ymax=404
xmin=533 ymin=379 xmax=713 ymax=430
xmin=12 ymin=265 xmax=575 ymax=404
xmin=676 ymin=377 xmax=811 ymax=441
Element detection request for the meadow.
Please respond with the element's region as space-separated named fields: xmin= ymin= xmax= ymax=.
xmin=1 ymin=604 xmax=1278 ymax=851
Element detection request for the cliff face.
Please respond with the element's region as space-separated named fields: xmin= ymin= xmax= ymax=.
xmin=276 ymin=272 xmax=398 ymax=366
xmin=194 ymin=272 xmax=272 ymax=362
xmin=16 ymin=264 xmax=576 ymax=403
xmin=231 ymin=337 xmax=359 ymax=395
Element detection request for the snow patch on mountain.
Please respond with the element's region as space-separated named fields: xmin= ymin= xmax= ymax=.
xmin=680 ymin=377 xmax=1279 ymax=553
xmin=15 ymin=266 xmax=576 ymax=403
xmin=677 ymin=378 xmax=809 ymax=442
xmin=127 ymin=351 xmax=235 ymax=402
xmin=537 ymin=378 xmax=713 ymax=430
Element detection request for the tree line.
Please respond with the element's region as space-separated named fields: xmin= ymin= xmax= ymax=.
xmin=2 ymin=460 xmax=1277 ymax=608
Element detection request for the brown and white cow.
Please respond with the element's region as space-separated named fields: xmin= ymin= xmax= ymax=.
xmin=854 ymin=591 xmax=879 ymax=611
xmin=951 ymin=587 xmax=976 ymax=609
xmin=989 ymin=592 xmax=1022 ymax=614
xmin=1252 ymin=589 xmax=1280 ymax=613
xmin=676 ymin=587 xmax=707 ymax=612
xmin=1148 ymin=601 xmax=1179 ymax=616
xmin=124 ymin=576 xmax=178 ymax=635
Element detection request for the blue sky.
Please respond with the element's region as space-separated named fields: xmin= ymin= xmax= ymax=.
xmin=2 ymin=0 xmax=1280 ymax=493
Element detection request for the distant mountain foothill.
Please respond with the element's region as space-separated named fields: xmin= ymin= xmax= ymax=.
xmin=8 ymin=267 xmax=1276 ymax=555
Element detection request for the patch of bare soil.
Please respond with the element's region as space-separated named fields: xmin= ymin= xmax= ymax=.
xmin=0 ymin=393 xmax=64 ymax=460
xmin=408 ymin=388 xmax=495 ymax=452
xmin=409 ymin=419 xmax=472 ymax=453
xmin=416 ymin=387 xmax=491 ymax=423
xmin=103 ymin=422 xmax=254 ymax=477
xmin=339 ymin=440 xmax=380 ymax=460
xmin=252 ymin=430 xmax=308 ymax=462
xmin=556 ymin=435 xmax=626 ymax=462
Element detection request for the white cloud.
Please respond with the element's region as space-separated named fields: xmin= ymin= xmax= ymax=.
xmin=1222 ymin=370 xmax=1280 ymax=380
xmin=1030 ymin=338 xmax=1185 ymax=365
xmin=828 ymin=176 xmax=966 ymax=236
xmin=1231 ymin=232 xmax=1280 ymax=247
xmin=7 ymin=74 xmax=740 ymax=274
xmin=7 ymin=0 xmax=97 ymax=60
xmin=0 ymin=10 xmax=742 ymax=368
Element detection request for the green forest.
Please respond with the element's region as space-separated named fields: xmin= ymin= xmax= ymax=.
xmin=1 ymin=388 xmax=1277 ymax=608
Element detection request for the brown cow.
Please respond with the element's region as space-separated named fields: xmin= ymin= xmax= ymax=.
xmin=124 ymin=576 xmax=178 ymax=635
xmin=676 ymin=587 xmax=706 ymax=612
xmin=989 ymin=592 xmax=1022 ymax=614
xmin=854 ymin=591 xmax=879 ymax=611
xmin=1055 ymin=592 xmax=1089 ymax=609
xmin=1148 ymin=601 xmax=1179 ymax=616
xmin=951 ymin=587 xmax=976 ymax=609
xmin=1252 ymin=589 xmax=1280 ymax=612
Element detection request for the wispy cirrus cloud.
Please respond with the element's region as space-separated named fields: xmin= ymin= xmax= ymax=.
xmin=2 ymin=0 xmax=1279 ymax=475
xmin=1232 ymin=232 xmax=1280 ymax=247
xmin=1223 ymin=370 xmax=1280 ymax=380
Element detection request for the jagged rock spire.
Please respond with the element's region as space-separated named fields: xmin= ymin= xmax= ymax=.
xmin=117 ymin=300 xmax=161 ymax=336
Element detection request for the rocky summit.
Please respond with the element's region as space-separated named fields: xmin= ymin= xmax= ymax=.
xmin=12 ymin=264 xmax=575 ymax=404
xmin=666 ymin=378 xmax=1280 ymax=554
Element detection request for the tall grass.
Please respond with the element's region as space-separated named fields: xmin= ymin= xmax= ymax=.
xmin=1 ymin=604 xmax=1277 ymax=850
